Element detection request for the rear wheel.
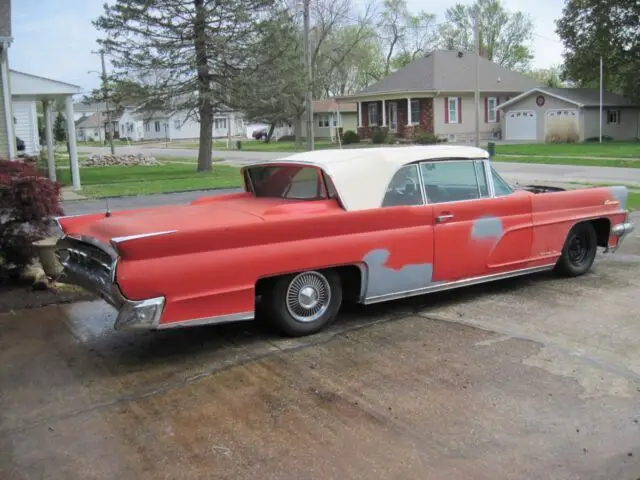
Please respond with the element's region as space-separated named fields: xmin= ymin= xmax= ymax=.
xmin=554 ymin=222 xmax=597 ymax=277
xmin=264 ymin=270 xmax=342 ymax=337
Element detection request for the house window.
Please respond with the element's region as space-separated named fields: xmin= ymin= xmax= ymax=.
xmin=410 ymin=100 xmax=420 ymax=125
xmin=173 ymin=119 xmax=181 ymax=130
xmin=215 ymin=118 xmax=227 ymax=130
xmin=368 ymin=103 xmax=378 ymax=126
xmin=318 ymin=114 xmax=330 ymax=128
xmin=607 ymin=110 xmax=620 ymax=125
xmin=121 ymin=124 xmax=125 ymax=135
xmin=154 ymin=121 xmax=161 ymax=132
xmin=144 ymin=122 xmax=150 ymax=132
xmin=487 ymin=97 xmax=497 ymax=123
xmin=448 ymin=98 xmax=459 ymax=124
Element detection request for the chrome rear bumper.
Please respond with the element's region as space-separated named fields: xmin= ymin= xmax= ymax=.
xmin=607 ymin=220 xmax=635 ymax=253
xmin=57 ymin=236 xmax=164 ymax=330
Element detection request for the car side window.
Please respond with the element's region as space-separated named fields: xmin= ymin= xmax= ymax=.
xmin=382 ymin=164 xmax=423 ymax=207
xmin=491 ymin=167 xmax=513 ymax=196
xmin=420 ymin=160 xmax=488 ymax=204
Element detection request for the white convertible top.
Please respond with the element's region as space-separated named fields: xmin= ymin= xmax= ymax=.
xmin=244 ymin=145 xmax=489 ymax=211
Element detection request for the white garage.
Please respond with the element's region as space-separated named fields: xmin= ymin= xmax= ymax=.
xmin=504 ymin=110 xmax=536 ymax=141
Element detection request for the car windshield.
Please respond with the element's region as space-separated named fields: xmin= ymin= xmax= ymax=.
xmin=245 ymin=165 xmax=328 ymax=200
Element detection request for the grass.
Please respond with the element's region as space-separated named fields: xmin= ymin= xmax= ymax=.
xmin=57 ymin=161 xmax=243 ymax=199
xmin=163 ymin=139 xmax=338 ymax=152
xmin=492 ymin=155 xmax=640 ymax=169
xmin=495 ymin=141 xmax=640 ymax=158
xmin=627 ymin=192 xmax=640 ymax=211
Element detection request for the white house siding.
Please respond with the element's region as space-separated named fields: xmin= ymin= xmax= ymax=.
xmin=169 ymin=112 xmax=200 ymax=140
xmin=142 ymin=117 xmax=170 ymax=140
xmin=12 ymin=97 xmax=39 ymax=155
xmin=433 ymin=93 xmax=516 ymax=143
xmin=118 ymin=108 xmax=144 ymax=141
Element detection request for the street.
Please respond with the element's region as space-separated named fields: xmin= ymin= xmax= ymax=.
xmin=1 ymin=214 xmax=639 ymax=479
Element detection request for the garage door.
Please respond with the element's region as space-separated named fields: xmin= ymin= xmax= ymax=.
xmin=505 ymin=111 xmax=537 ymax=141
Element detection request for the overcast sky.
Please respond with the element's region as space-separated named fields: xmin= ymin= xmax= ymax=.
xmin=10 ymin=0 xmax=565 ymax=94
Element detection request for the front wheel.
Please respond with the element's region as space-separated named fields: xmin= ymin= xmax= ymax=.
xmin=265 ymin=270 xmax=342 ymax=337
xmin=554 ymin=222 xmax=597 ymax=277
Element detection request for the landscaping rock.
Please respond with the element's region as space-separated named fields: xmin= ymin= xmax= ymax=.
xmin=82 ymin=153 xmax=160 ymax=167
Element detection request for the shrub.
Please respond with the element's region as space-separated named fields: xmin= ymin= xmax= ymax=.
xmin=585 ymin=135 xmax=614 ymax=142
xmin=545 ymin=118 xmax=580 ymax=143
xmin=414 ymin=131 xmax=440 ymax=145
xmin=342 ymin=130 xmax=359 ymax=145
xmin=0 ymin=159 xmax=63 ymax=270
xmin=371 ymin=127 xmax=388 ymax=144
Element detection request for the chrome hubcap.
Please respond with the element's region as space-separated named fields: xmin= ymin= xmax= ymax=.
xmin=286 ymin=272 xmax=331 ymax=323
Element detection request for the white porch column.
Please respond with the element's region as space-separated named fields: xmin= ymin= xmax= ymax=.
xmin=382 ymin=99 xmax=387 ymax=126
xmin=407 ymin=97 xmax=412 ymax=125
xmin=64 ymin=96 xmax=81 ymax=190
xmin=357 ymin=101 xmax=362 ymax=128
xmin=43 ymin=100 xmax=56 ymax=181
xmin=0 ymin=50 xmax=15 ymax=159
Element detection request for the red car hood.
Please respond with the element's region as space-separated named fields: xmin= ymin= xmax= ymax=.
xmin=64 ymin=203 xmax=264 ymax=244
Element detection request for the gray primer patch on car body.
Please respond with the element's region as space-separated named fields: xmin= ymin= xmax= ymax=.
xmin=363 ymin=249 xmax=435 ymax=298
xmin=609 ymin=186 xmax=628 ymax=210
xmin=471 ymin=216 xmax=503 ymax=239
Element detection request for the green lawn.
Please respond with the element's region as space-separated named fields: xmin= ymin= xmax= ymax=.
xmin=492 ymin=155 xmax=640 ymax=169
xmin=57 ymin=162 xmax=243 ymax=199
xmin=627 ymin=192 xmax=640 ymax=210
xmin=164 ymin=139 xmax=338 ymax=152
xmin=495 ymin=142 xmax=640 ymax=158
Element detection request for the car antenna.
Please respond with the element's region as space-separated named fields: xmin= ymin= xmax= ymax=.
xmin=105 ymin=199 xmax=111 ymax=217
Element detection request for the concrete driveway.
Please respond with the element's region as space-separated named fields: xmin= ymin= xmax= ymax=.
xmin=1 ymin=215 xmax=639 ymax=479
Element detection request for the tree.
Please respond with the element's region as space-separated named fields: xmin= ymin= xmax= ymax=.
xmin=555 ymin=0 xmax=640 ymax=101
xmin=94 ymin=0 xmax=276 ymax=172
xmin=525 ymin=66 xmax=569 ymax=88
xmin=438 ymin=0 xmax=534 ymax=71
xmin=53 ymin=112 xmax=66 ymax=143
xmin=377 ymin=0 xmax=438 ymax=75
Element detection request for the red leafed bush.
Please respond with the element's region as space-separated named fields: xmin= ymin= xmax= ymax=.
xmin=0 ymin=159 xmax=63 ymax=270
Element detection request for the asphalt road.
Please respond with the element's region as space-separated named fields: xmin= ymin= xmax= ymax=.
xmin=1 ymin=216 xmax=639 ymax=479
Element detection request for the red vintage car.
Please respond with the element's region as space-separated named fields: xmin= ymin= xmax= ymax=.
xmin=55 ymin=146 xmax=634 ymax=336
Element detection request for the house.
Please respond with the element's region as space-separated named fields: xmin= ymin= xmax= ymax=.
xmin=0 ymin=0 xmax=83 ymax=188
xmin=336 ymin=50 xmax=540 ymax=143
xmin=0 ymin=0 xmax=13 ymax=158
xmin=117 ymin=106 xmax=144 ymax=141
xmin=497 ymin=87 xmax=640 ymax=142
xmin=76 ymin=112 xmax=107 ymax=143
xmin=138 ymin=107 xmax=245 ymax=141
xmin=300 ymin=99 xmax=357 ymax=141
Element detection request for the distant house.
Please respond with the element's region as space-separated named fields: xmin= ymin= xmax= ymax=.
xmin=300 ymin=99 xmax=357 ymax=141
xmin=497 ymin=87 xmax=640 ymax=142
xmin=75 ymin=112 xmax=105 ymax=143
xmin=336 ymin=50 xmax=540 ymax=143
xmin=137 ymin=107 xmax=245 ymax=141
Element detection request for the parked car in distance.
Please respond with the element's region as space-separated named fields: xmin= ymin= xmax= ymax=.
xmin=252 ymin=128 xmax=268 ymax=140
xmin=54 ymin=146 xmax=635 ymax=337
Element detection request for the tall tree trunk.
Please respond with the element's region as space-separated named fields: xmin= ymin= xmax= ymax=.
xmin=194 ymin=0 xmax=213 ymax=172
xmin=294 ymin=116 xmax=303 ymax=147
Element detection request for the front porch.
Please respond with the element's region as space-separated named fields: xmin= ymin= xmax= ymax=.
xmin=355 ymin=97 xmax=434 ymax=139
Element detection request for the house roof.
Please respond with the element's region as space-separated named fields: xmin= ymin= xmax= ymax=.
xmin=313 ymin=99 xmax=357 ymax=113
xmin=337 ymin=50 xmax=541 ymax=100
xmin=76 ymin=113 xmax=104 ymax=129
xmin=243 ymin=145 xmax=489 ymax=211
xmin=497 ymin=87 xmax=637 ymax=109
xmin=10 ymin=70 xmax=82 ymax=96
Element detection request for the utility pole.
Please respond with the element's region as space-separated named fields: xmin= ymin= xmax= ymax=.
xmin=473 ymin=14 xmax=480 ymax=148
xmin=303 ymin=0 xmax=314 ymax=151
xmin=99 ymin=50 xmax=116 ymax=154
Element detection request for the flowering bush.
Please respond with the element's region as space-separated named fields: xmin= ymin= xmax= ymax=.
xmin=0 ymin=159 xmax=63 ymax=270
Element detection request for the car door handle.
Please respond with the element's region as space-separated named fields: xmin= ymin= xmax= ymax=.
xmin=436 ymin=213 xmax=455 ymax=223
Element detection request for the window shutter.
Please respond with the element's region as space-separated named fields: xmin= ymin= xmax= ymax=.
xmin=458 ymin=97 xmax=462 ymax=123
xmin=484 ymin=97 xmax=488 ymax=123
xmin=444 ymin=97 xmax=449 ymax=123
xmin=497 ymin=97 xmax=501 ymax=122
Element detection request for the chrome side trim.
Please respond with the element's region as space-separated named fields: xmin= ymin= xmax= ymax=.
xmin=62 ymin=234 xmax=118 ymax=260
xmin=363 ymin=264 xmax=556 ymax=304
xmin=157 ymin=311 xmax=254 ymax=329
xmin=111 ymin=230 xmax=178 ymax=244
xmin=483 ymin=159 xmax=496 ymax=198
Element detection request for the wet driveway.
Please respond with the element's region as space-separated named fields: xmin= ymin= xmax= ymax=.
xmin=1 ymin=219 xmax=640 ymax=479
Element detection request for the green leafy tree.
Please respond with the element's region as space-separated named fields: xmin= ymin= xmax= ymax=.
xmin=53 ymin=112 xmax=66 ymax=143
xmin=555 ymin=0 xmax=640 ymax=101
xmin=438 ymin=0 xmax=534 ymax=71
xmin=525 ymin=66 xmax=569 ymax=88
xmin=94 ymin=0 xmax=276 ymax=172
